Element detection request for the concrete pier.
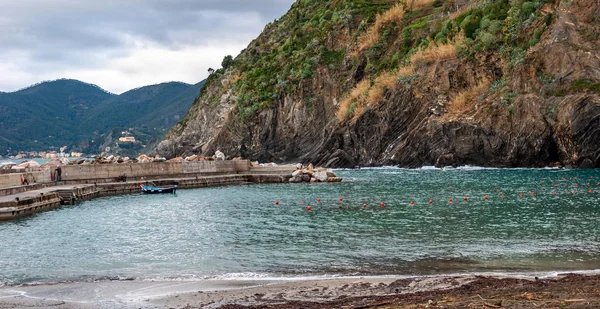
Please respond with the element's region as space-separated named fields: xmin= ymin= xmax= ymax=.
xmin=0 ymin=160 xmax=297 ymax=221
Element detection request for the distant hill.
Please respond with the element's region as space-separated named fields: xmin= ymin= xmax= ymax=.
xmin=0 ymin=79 xmax=204 ymax=155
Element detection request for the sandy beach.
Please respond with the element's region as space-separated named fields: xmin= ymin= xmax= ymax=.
xmin=1 ymin=273 xmax=600 ymax=309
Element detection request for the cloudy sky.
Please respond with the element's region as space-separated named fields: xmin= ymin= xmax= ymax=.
xmin=0 ymin=0 xmax=295 ymax=94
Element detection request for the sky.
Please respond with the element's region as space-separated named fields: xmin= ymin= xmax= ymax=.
xmin=0 ymin=0 xmax=295 ymax=94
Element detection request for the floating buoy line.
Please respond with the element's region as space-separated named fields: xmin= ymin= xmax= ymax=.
xmin=270 ymin=175 xmax=598 ymax=212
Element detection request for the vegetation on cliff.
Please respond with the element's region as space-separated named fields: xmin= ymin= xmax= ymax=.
xmin=162 ymin=0 xmax=600 ymax=168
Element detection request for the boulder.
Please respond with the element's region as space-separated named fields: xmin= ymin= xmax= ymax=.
xmin=168 ymin=157 xmax=184 ymax=163
xmin=328 ymin=177 xmax=343 ymax=182
xmin=289 ymin=175 xmax=302 ymax=183
xmin=310 ymin=177 xmax=318 ymax=183
xmin=185 ymin=155 xmax=198 ymax=161
xmin=214 ymin=150 xmax=226 ymax=161
xmin=314 ymin=171 xmax=328 ymax=182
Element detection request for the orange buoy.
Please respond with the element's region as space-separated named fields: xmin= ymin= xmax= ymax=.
xmin=589 ymin=189 xmax=593 ymax=193
xmin=575 ymin=183 xmax=579 ymax=187
xmin=552 ymin=191 xmax=557 ymax=195
xmin=409 ymin=201 xmax=415 ymax=206
xmin=275 ymin=200 xmax=279 ymax=205
xmin=554 ymin=184 xmax=558 ymax=188
xmin=570 ymin=177 xmax=573 ymax=180
xmin=339 ymin=197 xmax=343 ymax=201
xmin=463 ymin=196 xmax=468 ymax=201
xmin=380 ymin=202 xmax=385 ymax=207
xmin=449 ymin=198 xmax=453 ymax=203
xmin=363 ymin=203 xmax=367 ymax=208
xmin=339 ymin=205 xmax=343 ymax=209
xmin=307 ymin=206 xmax=312 ymax=211
xmin=484 ymin=195 xmax=489 ymax=200
xmin=317 ymin=197 xmax=321 ymax=203
xmin=519 ymin=193 xmax=524 ymax=197
xmin=429 ymin=199 xmax=433 ymax=204
xmin=531 ymin=191 xmax=535 ymax=196
xmin=500 ymin=194 xmax=505 ymax=199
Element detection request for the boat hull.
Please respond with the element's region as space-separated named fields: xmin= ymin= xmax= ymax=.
xmin=141 ymin=185 xmax=177 ymax=194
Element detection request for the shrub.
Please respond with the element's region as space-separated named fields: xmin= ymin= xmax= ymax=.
xmin=460 ymin=15 xmax=481 ymax=39
xmin=522 ymin=2 xmax=536 ymax=16
xmin=221 ymin=55 xmax=234 ymax=69
xmin=480 ymin=31 xmax=499 ymax=49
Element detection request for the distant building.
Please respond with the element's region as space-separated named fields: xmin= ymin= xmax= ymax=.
xmin=119 ymin=136 xmax=136 ymax=143
xmin=71 ymin=152 xmax=84 ymax=158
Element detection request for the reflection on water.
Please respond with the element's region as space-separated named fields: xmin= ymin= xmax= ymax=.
xmin=1 ymin=167 xmax=600 ymax=285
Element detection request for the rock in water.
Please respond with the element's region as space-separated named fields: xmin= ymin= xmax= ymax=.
xmin=314 ymin=170 xmax=328 ymax=182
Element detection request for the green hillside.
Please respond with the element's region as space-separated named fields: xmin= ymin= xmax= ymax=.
xmin=0 ymin=79 xmax=115 ymax=152
xmin=0 ymin=79 xmax=204 ymax=155
xmin=159 ymin=0 xmax=600 ymax=168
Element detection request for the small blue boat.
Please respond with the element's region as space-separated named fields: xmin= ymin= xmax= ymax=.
xmin=140 ymin=184 xmax=177 ymax=194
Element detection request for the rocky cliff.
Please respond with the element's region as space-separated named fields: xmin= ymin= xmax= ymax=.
xmin=158 ymin=0 xmax=600 ymax=168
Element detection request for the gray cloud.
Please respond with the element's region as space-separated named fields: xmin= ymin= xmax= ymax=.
xmin=0 ymin=0 xmax=294 ymax=93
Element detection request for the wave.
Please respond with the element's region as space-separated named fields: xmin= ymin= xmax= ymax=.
xmin=336 ymin=165 xmax=566 ymax=172
xmin=5 ymin=269 xmax=600 ymax=288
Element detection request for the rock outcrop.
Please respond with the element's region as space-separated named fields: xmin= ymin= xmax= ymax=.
xmin=158 ymin=0 xmax=600 ymax=168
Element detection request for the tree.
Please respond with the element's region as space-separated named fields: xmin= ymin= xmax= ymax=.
xmin=221 ymin=55 xmax=234 ymax=69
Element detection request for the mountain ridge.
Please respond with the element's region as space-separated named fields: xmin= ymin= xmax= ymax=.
xmin=0 ymin=79 xmax=204 ymax=154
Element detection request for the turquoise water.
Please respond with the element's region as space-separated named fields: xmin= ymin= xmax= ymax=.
xmin=1 ymin=167 xmax=600 ymax=285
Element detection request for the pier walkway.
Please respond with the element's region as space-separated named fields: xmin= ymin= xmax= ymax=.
xmin=0 ymin=184 xmax=95 ymax=203
xmin=0 ymin=160 xmax=298 ymax=221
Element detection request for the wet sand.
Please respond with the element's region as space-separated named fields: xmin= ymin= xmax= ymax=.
xmin=2 ymin=273 xmax=600 ymax=309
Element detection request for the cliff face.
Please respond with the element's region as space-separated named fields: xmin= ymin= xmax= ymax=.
xmin=158 ymin=0 xmax=600 ymax=168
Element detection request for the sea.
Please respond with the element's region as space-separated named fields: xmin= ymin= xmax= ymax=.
xmin=1 ymin=167 xmax=599 ymax=286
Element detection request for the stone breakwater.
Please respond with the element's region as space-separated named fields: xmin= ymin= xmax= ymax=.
xmin=0 ymin=160 xmax=340 ymax=221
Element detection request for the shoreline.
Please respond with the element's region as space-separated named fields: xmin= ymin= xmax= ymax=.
xmin=2 ymin=270 xmax=600 ymax=309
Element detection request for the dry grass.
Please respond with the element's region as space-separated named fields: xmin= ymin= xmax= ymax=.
xmin=337 ymin=79 xmax=371 ymax=121
xmin=408 ymin=0 xmax=435 ymax=10
xmin=445 ymin=77 xmax=490 ymax=116
xmin=410 ymin=41 xmax=458 ymax=66
xmin=367 ymin=86 xmax=386 ymax=107
xmin=338 ymin=65 xmax=419 ymax=121
xmin=375 ymin=71 xmax=398 ymax=89
xmin=396 ymin=65 xmax=415 ymax=78
xmin=356 ymin=3 xmax=405 ymax=55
